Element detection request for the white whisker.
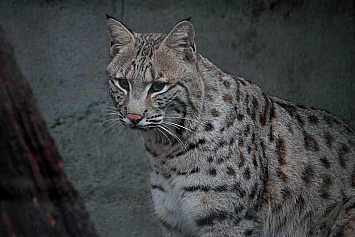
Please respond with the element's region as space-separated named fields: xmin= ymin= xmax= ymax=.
xmin=159 ymin=124 xmax=186 ymax=149
xmin=100 ymin=111 xmax=118 ymax=117
xmin=103 ymin=103 xmax=118 ymax=109
xmin=100 ymin=118 xmax=120 ymax=126
xmin=108 ymin=122 xmax=121 ymax=136
xmin=95 ymin=111 xmax=117 ymax=133
xmin=100 ymin=107 xmax=116 ymax=112
xmin=104 ymin=121 xmax=121 ymax=139
xmin=163 ymin=121 xmax=196 ymax=134
xmin=98 ymin=109 xmax=119 ymax=124
xmin=156 ymin=127 xmax=172 ymax=145
xmin=164 ymin=116 xmax=205 ymax=128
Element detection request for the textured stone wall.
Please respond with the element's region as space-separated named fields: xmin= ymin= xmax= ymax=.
xmin=0 ymin=1 xmax=354 ymax=236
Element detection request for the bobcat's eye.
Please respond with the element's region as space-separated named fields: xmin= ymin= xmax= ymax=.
xmin=118 ymin=79 xmax=129 ymax=90
xmin=149 ymin=81 xmax=166 ymax=93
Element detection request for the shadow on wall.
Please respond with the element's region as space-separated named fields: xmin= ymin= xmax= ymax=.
xmin=0 ymin=0 xmax=354 ymax=236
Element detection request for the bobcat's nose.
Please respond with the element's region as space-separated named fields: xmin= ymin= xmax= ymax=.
xmin=127 ymin=113 xmax=143 ymax=125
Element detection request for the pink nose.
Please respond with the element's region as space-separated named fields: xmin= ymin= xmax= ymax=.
xmin=127 ymin=113 xmax=143 ymax=124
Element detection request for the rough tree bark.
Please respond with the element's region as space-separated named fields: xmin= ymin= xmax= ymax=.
xmin=0 ymin=24 xmax=99 ymax=236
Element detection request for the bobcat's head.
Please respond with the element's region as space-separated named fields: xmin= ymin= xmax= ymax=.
xmin=106 ymin=16 xmax=204 ymax=135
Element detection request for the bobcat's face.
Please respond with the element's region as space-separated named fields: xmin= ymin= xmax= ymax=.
xmin=106 ymin=17 xmax=204 ymax=133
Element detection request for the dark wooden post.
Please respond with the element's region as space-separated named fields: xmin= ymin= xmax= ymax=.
xmin=0 ymin=24 xmax=99 ymax=237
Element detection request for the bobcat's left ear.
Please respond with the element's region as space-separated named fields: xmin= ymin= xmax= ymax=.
xmin=162 ymin=19 xmax=196 ymax=61
xmin=106 ymin=14 xmax=135 ymax=57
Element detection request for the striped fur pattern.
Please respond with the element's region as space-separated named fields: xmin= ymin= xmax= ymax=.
xmin=105 ymin=16 xmax=355 ymax=236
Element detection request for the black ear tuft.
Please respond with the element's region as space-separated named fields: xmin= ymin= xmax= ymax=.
xmin=105 ymin=13 xmax=120 ymax=21
xmin=182 ymin=17 xmax=192 ymax=22
xmin=105 ymin=13 xmax=111 ymax=19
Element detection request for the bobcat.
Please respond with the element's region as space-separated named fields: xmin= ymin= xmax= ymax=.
xmin=105 ymin=15 xmax=355 ymax=237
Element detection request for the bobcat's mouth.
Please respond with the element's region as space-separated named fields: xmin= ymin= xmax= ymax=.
xmin=127 ymin=122 xmax=157 ymax=131
xmin=129 ymin=124 xmax=147 ymax=130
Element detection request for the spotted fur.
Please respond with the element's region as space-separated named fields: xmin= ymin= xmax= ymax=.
xmin=105 ymin=16 xmax=355 ymax=237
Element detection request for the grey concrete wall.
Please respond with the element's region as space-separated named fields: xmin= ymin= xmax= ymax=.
xmin=0 ymin=0 xmax=354 ymax=236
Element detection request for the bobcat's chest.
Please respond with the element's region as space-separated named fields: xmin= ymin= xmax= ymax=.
xmin=148 ymin=154 xmax=247 ymax=236
xmin=150 ymin=172 xmax=201 ymax=235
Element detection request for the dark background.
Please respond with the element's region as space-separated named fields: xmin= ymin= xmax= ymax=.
xmin=0 ymin=0 xmax=354 ymax=236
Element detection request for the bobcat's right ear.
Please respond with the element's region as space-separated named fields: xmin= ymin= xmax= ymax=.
xmin=161 ymin=19 xmax=196 ymax=61
xmin=106 ymin=14 xmax=135 ymax=57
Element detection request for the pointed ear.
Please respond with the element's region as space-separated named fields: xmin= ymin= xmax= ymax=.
xmin=106 ymin=15 xmax=135 ymax=57
xmin=162 ymin=20 xmax=196 ymax=60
